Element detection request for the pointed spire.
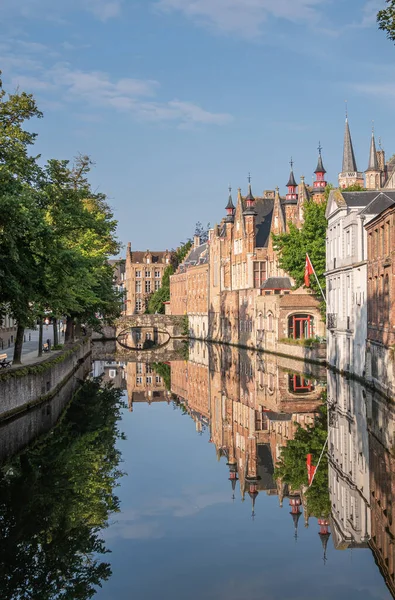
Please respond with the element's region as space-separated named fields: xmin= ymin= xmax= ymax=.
xmin=245 ymin=172 xmax=255 ymax=202
xmin=342 ymin=117 xmax=358 ymax=173
xmin=243 ymin=173 xmax=257 ymax=216
xmin=366 ymin=126 xmax=379 ymax=172
xmin=314 ymin=142 xmax=326 ymax=174
xmin=225 ymin=185 xmax=235 ymax=210
xmin=318 ymin=518 xmax=331 ymax=565
xmin=286 ymin=158 xmax=297 ymax=187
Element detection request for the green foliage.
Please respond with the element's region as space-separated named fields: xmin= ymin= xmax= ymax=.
xmin=181 ymin=314 xmax=189 ymax=337
xmin=275 ymin=402 xmax=330 ymax=517
xmin=272 ymin=199 xmax=327 ymax=300
xmin=378 ymin=0 xmax=395 ymax=42
xmin=152 ymin=362 xmax=171 ymax=390
xmin=0 ymin=378 xmax=125 ymax=599
xmin=342 ymin=184 xmax=366 ymax=192
xmin=279 ymin=337 xmax=323 ymax=348
xmin=0 ymin=76 xmax=121 ymax=360
xmin=146 ymin=240 xmax=192 ymax=314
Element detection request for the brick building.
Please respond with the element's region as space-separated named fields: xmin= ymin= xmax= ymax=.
xmin=126 ymin=361 xmax=169 ymax=410
xmin=365 ymin=198 xmax=395 ymax=398
xmin=170 ymin=237 xmax=209 ymax=339
xmin=125 ymin=244 xmax=172 ymax=315
xmin=368 ymin=390 xmax=395 ymax=597
xmin=206 ymin=160 xmax=325 ymax=348
xmin=255 ymin=280 xmax=325 ymax=352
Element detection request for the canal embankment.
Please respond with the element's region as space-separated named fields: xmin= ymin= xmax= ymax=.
xmin=0 ymin=338 xmax=91 ymax=424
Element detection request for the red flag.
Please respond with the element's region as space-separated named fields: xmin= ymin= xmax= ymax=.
xmin=304 ymin=254 xmax=314 ymax=287
xmin=306 ymin=453 xmax=317 ymax=486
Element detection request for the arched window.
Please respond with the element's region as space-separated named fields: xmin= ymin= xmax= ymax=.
xmin=267 ymin=312 xmax=273 ymax=331
xmin=288 ymin=314 xmax=314 ymax=339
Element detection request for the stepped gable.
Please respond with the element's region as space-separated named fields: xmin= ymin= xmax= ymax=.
xmin=384 ymin=155 xmax=395 ymax=189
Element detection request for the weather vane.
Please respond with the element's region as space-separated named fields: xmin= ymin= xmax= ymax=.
xmin=290 ymin=157 xmax=294 ymax=170
xmin=318 ymin=141 xmax=322 ymax=156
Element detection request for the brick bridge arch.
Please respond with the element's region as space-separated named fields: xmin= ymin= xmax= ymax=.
xmin=115 ymin=314 xmax=186 ymax=339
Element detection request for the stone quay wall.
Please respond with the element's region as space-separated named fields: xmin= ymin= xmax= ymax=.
xmin=0 ymin=347 xmax=91 ymax=463
xmin=0 ymin=338 xmax=91 ymax=423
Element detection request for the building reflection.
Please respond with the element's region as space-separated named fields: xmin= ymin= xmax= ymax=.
xmin=95 ymin=343 xmax=395 ymax=597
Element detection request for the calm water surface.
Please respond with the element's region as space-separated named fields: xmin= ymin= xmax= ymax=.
xmin=0 ymin=344 xmax=393 ymax=600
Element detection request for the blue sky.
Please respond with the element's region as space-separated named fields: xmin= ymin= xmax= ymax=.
xmin=1 ymin=0 xmax=394 ymax=255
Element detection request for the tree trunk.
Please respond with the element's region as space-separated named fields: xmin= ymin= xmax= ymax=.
xmin=75 ymin=320 xmax=81 ymax=340
xmin=38 ymin=318 xmax=43 ymax=357
xmin=65 ymin=315 xmax=74 ymax=344
xmin=13 ymin=324 xmax=25 ymax=364
xmin=53 ymin=318 xmax=58 ymax=347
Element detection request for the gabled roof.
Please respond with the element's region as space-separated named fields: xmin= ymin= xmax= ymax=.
xmin=360 ymin=192 xmax=395 ymax=219
xmin=182 ymin=243 xmax=209 ymax=267
xmin=261 ymin=276 xmax=292 ymax=290
xmin=254 ymin=198 xmax=275 ymax=248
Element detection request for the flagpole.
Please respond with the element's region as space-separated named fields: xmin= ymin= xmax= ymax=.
xmin=308 ymin=434 xmax=329 ymax=488
xmin=307 ymin=253 xmax=327 ymax=304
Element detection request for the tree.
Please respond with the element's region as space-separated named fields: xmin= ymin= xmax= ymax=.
xmin=274 ymin=403 xmax=330 ymax=518
xmin=0 ymin=78 xmax=122 ymax=361
xmin=146 ymin=239 xmax=192 ymax=314
xmin=378 ymin=0 xmax=395 ymax=43
xmin=194 ymin=221 xmax=211 ymax=244
xmin=273 ymin=197 xmax=328 ymax=301
xmin=0 ymin=378 xmax=125 ymax=600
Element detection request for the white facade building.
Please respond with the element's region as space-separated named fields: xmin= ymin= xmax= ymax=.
xmin=328 ymin=372 xmax=371 ymax=548
xmin=325 ymin=189 xmax=391 ymax=377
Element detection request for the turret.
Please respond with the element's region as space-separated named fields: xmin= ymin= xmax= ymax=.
xmin=286 ymin=158 xmax=298 ymax=201
xmin=247 ymin=479 xmax=259 ymax=519
xmin=313 ymin=143 xmax=327 ymax=201
xmin=243 ymin=174 xmax=257 ymax=216
xmin=289 ymin=493 xmax=302 ymax=540
xmin=227 ymin=460 xmax=238 ymax=501
xmin=318 ymin=518 xmax=331 ymax=565
xmin=365 ymin=126 xmax=381 ymax=190
xmin=225 ymin=185 xmax=235 ymax=223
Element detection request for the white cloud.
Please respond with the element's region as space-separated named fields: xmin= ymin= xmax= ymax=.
xmin=6 ymin=62 xmax=233 ymax=127
xmin=156 ymin=0 xmax=325 ymax=36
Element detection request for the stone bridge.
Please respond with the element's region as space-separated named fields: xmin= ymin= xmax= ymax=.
xmin=91 ymin=338 xmax=188 ymax=363
xmin=115 ymin=314 xmax=186 ymax=339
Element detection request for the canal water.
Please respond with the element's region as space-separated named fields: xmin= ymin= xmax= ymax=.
xmin=0 ymin=343 xmax=394 ymax=599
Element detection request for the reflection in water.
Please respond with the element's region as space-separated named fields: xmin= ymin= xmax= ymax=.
xmin=2 ymin=342 xmax=395 ymax=599
xmin=0 ymin=379 xmax=125 ymax=600
xmin=96 ymin=340 xmax=395 ymax=598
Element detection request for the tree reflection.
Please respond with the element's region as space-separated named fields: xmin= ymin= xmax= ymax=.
xmin=0 ymin=379 xmax=125 ymax=600
xmin=274 ymin=401 xmax=330 ymax=518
